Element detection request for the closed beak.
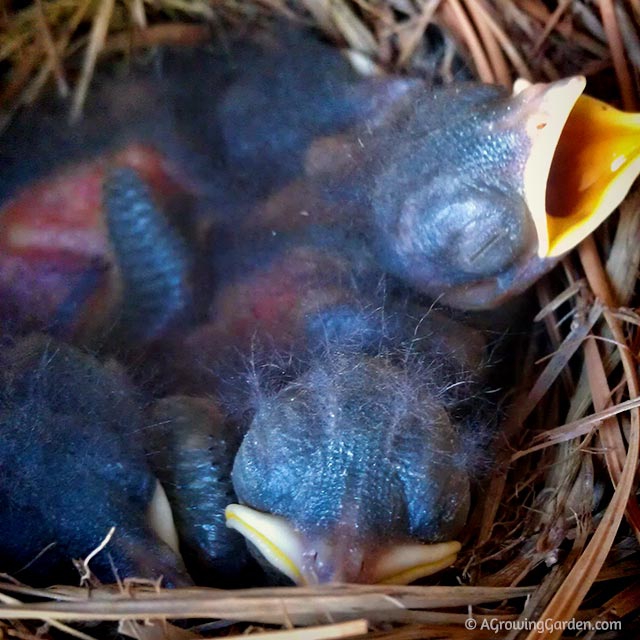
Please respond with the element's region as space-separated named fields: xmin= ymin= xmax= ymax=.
xmin=225 ymin=504 xmax=461 ymax=585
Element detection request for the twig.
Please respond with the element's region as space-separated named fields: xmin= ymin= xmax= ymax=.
xmin=599 ymin=0 xmax=636 ymax=109
xmin=70 ymin=0 xmax=115 ymax=122
xmin=79 ymin=527 xmax=116 ymax=585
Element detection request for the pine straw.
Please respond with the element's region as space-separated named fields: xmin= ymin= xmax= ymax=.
xmin=1 ymin=1 xmax=639 ymax=639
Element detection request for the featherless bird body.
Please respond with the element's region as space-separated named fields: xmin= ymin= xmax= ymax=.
xmin=180 ymin=228 xmax=495 ymax=585
xmin=0 ymin=335 xmax=191 ymax=586
xmin=1 ymin=25 xmax=638 ymax=331
xmin=0 ymin=23 xmax=638 ymax=586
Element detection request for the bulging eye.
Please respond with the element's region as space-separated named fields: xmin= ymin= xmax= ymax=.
xmin=406 ymin=188 xmax=533 ymax=278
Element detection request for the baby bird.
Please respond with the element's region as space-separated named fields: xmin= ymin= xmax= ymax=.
xmin=216 ymin=56 xmax=640 ymax=308
xmin=0 ymin=334 xmax=191 ymax=586
xmin=1 ymin=24 xmax=638 ymax=336
xmin=227 ymin=331 xmax=494 ymax=585
xmin=178 ymin=227 xmax=493 ymax=585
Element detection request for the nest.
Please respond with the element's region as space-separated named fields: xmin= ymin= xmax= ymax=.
xmin=1 ymin=1 xmax=639 ymax=639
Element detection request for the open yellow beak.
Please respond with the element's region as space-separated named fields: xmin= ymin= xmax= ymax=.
xmin=520 ymin=76 xmax=640 ymax=258
xmin=546 ymin=94 xmax=640 ymax=257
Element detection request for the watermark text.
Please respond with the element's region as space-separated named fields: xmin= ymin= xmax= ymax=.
xmin=464 ymin=617 xmax=622 ymax=634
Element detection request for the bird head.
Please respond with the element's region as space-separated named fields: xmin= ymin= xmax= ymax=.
xmin=226 ymin=351 xmax=474 ymax=585
xmin=369 ymin=76 xmax=640 ymax=308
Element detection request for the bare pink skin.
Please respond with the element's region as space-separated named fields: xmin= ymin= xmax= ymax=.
xmin=0 ymin=144 xmax=195 ymax=335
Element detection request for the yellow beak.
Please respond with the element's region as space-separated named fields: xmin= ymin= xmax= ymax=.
xmin=520 ymin=76 xmax=640 ymax=258
xmin=545 ymin=94 xmax=640 ymax=257
xmin=225 ymin=503 xmax=460 ymax=585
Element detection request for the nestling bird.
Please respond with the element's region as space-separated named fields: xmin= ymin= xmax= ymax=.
xmin=0 ymin=334 xmax=191 ymax=586
xmin=216 ymin=61 xmax=640 ymax=308
xmin=225 ymin=317 xmax=495 ymax=585
xmin=1 ymin=26 xmax=638 ymax=328
xmin=0 ymin=24 xmax=638 ymax=587
xmin=180 ymin=228 xmax=494 ymax=585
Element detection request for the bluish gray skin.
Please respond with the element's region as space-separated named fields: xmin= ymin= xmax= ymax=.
xmin=233 ymin=349 xmax=476 ymax=583
xmin=216 ymin=76 xmax=556 ymax=309
xmin=197 ymin=31 xmax=558 ymax=309
xmin=177 ymin=229 xmax=496 ymax=584
xmin=1 ymin=24 xmax=556 ymax=321
xmin=0 ymin=26 xmax=525 ymax=585
xmin=230 ymin=313 xmax=496 ymax=582
xmin=147 ymin=396 xmax=250 ymax=585
xmin=103 ymin=168 xmax=194 ymax=343
xmin=352 ymin=84 xmax=551 ymax=308
xmin=0 ymin=334 xmax=192 ymax=586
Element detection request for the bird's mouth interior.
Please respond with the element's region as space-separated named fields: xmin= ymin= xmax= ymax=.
xmin=520 ymin=76 xmax=640 ymax=259
xmin=225 ymin=503 xmax=461 ymax=585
